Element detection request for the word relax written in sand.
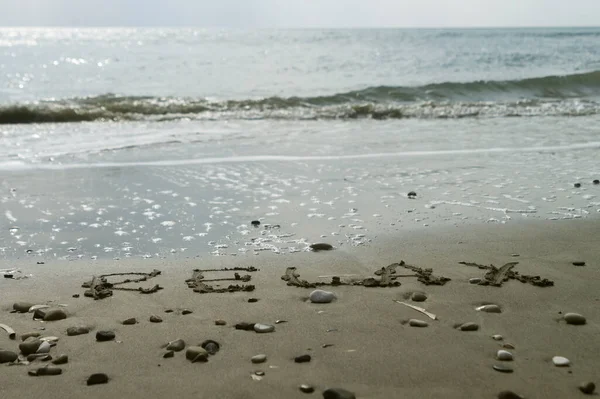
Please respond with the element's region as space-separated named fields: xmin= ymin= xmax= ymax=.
xmin=282 ymin=261 xmax=451 ymax=288
xmin=82 ymin=270 xmax=163 ymax=299
xmin=459 ymin=261 xmax=554 ymax=287
xmin=186 ymin=267 xmax=259 ymax=293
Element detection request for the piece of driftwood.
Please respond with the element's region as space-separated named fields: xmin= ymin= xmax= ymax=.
xmin=0 ymin=323 xmax=16 ymax=339
xmin=459 ymin=261 xmax=554 ymax=287
xmin=394 ymin=301 xmax=438 ymax=320
xmin=82 ymin=270 xmax=163 ymax=299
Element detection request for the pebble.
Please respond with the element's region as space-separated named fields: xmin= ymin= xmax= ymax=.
xmin=254 ymin=323 xmax=275 ymax=333
xmin=122 ymin=318 xmax=137 ymax=325
xmin=579 ymin=382 xmax=596 ymax=395
xmin=498 ymin=391 xmax=524 ymax=399
xmin=67 ymin=326 xmax=90 ymax=336
xmin=36 ymin=341 xmax=51 ymax=353
xmin=572 ymin=261 xmax=586 ymax=266
xmin=164 ymin=309 xmax=174 ymax=313
xmin=492 ymin=335 xmax=503 ymax=341
xmin=248 ymin=298 xmax=259 ymax=303
xmin=166 ymin=339 xmax=185 ymax=352
xmin=476 ymin=304 xmax=502 ymax=313
xmin=407 ymin=191 xmax=417 ymax=198
xmin=235 ymin=322 xmax=255 ymax=331
xmin=215 ymin=319 xmax=227 ymax=326
xmin=411 ymin=292 xmax=427 ymax=302
xmin=564 ymin=313 xmax=586 ymax=325
xmin=255 ymin=371 xmax=265 ymax=376
xmin=323 ymin=388 xmax=357 ymax=399
xmin=19 ymin=339 xmax=42 ymax=355
xmin=29 ymin=367 xmax=62 ymax=376
xmin=309 ymin=243 xmax=334 ymax=251
xmin=181 ymin=309 xmax=193 ymax=315
xmin=163 ymin=351 xmax=174 ymax=358
xmin=201 ymin=340 xmax=220 ymax=355
xmin=52 ymin=354 xmax=68 ymax=365
xmin=0 ymin=350 xmax=18 ymax=363
xmin=459 ymin=322 xmax=479 ymax=331
xmin=27 ymin=353 xmax=52 ymax=361
xmin=251 ymin=354 xmax=267 ymax=364
xmin=251 ymin=220 xmax=261 ymax=226
xmin=96 ymin=331 xmax=116 ymax=342
xmin=87 ymin=373 xmax=109 ymax=385
xmin=594 ymin=179 xmax=600 ymax=185
xmin=186 ymin=346 xmax=208 ymax=363
xmin=309 ymin=289 xmax=336 ymax=304
xmin=21 ymin=332 xmax=41 ymax=341
xmin=493 ymin=364 xmax=513 ymax=373
xmin=294 ymin=354 xmax=311 ymax=363
xmin=469 ymin=278 xmax=482 ymax=284
xmin=42 ymin=309 xmax=67 ymax=321
xmin=13 ymin=302 xmax=34 ymax=313
xmin=503 ymin=343 xmax=515 ymax=350
xmin=408 ymin=319 xmax=428 ymax=328
xmin=552 ymin=356 xmax=570 ymax=367
xmin=574 ymin=183 xmax=581 ymax=188
xmin=149 ymin=315 xmax=163 ymax=323
xmin=73 ymin=294 xmax=80 ymax=298
xmin=497 ymin=350 xmax=513 ymax=361
xmin=299 ymin=384 xmax=315 ymax=393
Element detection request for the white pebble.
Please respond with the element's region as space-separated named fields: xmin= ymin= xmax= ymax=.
xmin=496 ymin=350 xmax=513 ymax=361
xmin=309 ymin=289 xmax=336 ymax=304
xmin=552 ymin=356 xmax=570 ymax=367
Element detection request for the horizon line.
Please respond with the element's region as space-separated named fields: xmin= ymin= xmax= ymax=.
xmin=1 ymin=25 xmax=599 ymax=29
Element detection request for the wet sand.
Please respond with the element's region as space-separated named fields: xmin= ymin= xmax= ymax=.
xmin=1 ymin=219 xmax=599 ymax=398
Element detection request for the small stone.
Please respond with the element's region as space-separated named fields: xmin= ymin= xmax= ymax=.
xmin=149 ymin=315 xmax=163 ymax=323
xmin=164 ymin=309 xmax=174 ymax=313
xmin=552 ymin=356 xmax=570 ymax=367
xmin=492 ymin=335 xmax=503 ymax=341
xmin=459 ymin=322 xmax=479 ymax=331
xmin=96 ymin=331 xmax=115 ymax=342
xmin=52 ymin=354 xmax=68 ymax=365
xmin=67 ymin=326 xmax=90 ymax=336
xmin=181 ymin=309 xmax=193 ymax=315
xmin=36 ymin=341 xmax=51 ymax=353
xmin=408 ymin=319 xmax=428 ymax=328
xmin=299 ymin=384 xmax=315 ymax=393
xmin=87 ymin=373 xmax=109 ymax=385
xmin=235 ymin=322 xmax=255 ymax=330
xmin=498 ymin=391 xmax=524 ymax=399
xmin=215 ymin=319 xmax=227 ymax=326
xmin=493 ymin=364 xmax=513 ymax=373
xmin=309 ymin=289 xmax=336 ymax=304
xmin=166 ymin=339 xmax=185 ymax=352
xmin=248 ymin=298 xmax=259 ymax=303
xmin=476 ymin=304 xmax=502 ymax=313
xmin=572 ymin=261 xmax=586 ymax=266
xmin=574 ymin=183 xmax=581 ymax=188
xmin=13 ymin=302 xmax=34 ymax=313
xmin=579 ymin=382 xmax=596 ymax=395
xmin=19 ymin=339 xmax=42 ymax=355
xmin=43 ymin=309 xmax=67 ymax=321
xmin=294 ymin=354 xmax=311 ymax=363
xmin=251 ymin=354 xmax=267 ymax=364
xmin=122 ymin=318 xmax=137 ymax=325
xmin=469 ymin=278 xmax=482 ymax=284
xmin=163 ymin=351 xmax=174 ymax=358
xmin=185 ymin=346 xmax=208 ymax=362
xmin=254 ymin=323 xmax=275 ymax=333
xmin=21 ymin=332 xmax=41 ymax=341
xmin=251 ymin=220 xmax=261 ymax=226
xmin=31 ymin=367 xmax=62 ymax=376
xmin=411 ymin=292 xmax=427 ymax=302
xmin=407 ymin=191 xmax=417 ymax=198
xmin=27 ymin=353 xmax=52 ymax=361
xmin=309 ymin=243 xmax=333 ymax=251
xmin=72 ymin=294 xmax=80 ymax=298
xmin=497 ymin=350 xmax=513 ymax=361
xmin=201 ymin=340 xmax=220 ymax=355
xmin=0 ymin=350 xmax=18 ymax=363
xmin=593 ymin=179 xmax=600 ymax=185
xmin=564 ymin=313 xmax=586 ymax=325
xmin=254 ymin=371 xmax=265 ymax=376
xmin=323 ymin=388 xmax=356 ymax=399
xmin=503 ymin=343 xmax=515 ymax=349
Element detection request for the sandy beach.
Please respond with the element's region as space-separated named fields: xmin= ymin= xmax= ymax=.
xmin=1 ymin=218 xmax=598 ymax=398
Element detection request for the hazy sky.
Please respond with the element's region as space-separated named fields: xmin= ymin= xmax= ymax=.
xmin=0 ymin=0 xmax=599 ymax=27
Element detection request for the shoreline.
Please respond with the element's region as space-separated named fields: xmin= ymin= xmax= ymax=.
xmin=1 ymin=218 xmax=599 ymax=398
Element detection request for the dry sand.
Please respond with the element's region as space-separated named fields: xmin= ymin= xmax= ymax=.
xmin=1 ymin=219 xmax=599 ymax=398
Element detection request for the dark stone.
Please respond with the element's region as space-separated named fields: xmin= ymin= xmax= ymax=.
xmin=43 ymin=309 xmax=67 ymax=321
xmin=122 ymin=318 xmax=137 ymax=325
xmin=248 ymin=298 xmax=259 ymax=303
xmin=201 ymin=340 xmax=220 ymax=355
xmin=72 ymin=294 xmax=80 ymax=298
xmin=19 ymin=339 xmax=42 ymax=355
xmin=235 ymin=322 xmax=255 ymax=331
xmin=323 ymin=388 xmax=356 ymax=399
xmin=411 ymin=292 xmax=427 ymax=302
xmin=498 ymin=391 xmax=524 ymax=399
xmin=407 ymin=191 xmax=417 ymax=198
xmin=0 ymin=350 xmax=18 ymax=363
xmin=299 ymin=384 xmax=315 ymax=393
xmin=459 ymin=322 xmax=479 ymax=331
xmin=309 ymin=243 xmax=333 ymax=251
xmin=579 ymin=382 xmax=596 ymax=395
xmin=52 ymin=354 xmax=69 ymax=365
xmin=163 ymin=351 xmax=174 ymax=358
xmin=493 ymin=364 xmax=514 ymax=373
xmin=166 ymin=339 xmax=186 ymax=352
xmin=593 ymin=179 xmax=600 ymax=185
xmin=96 ymin=331 xmax=115 ymax=342
xmin=572 ymin=261 xmax=586 ymax=266
xmin=67 ymin=326 xmax=90 ymax=336
xmin=87 ymin=373 xmax=109 ymax=385
xmin=181 ymin=309 xmax=193 ymax=315
xmin=251 ymin=220 xmax=261 ymax=226
xmin=294 ymin=354 xmax=311 ymax=363
xmin=27 ymin=354 xmax=52 ymax=362
xmin=215 ymin=319 xmax=226 ymax=326
xmin=13 ymin=302 xmax=34 ymax=313
xmin=164 ymin=309 xmax=174 ymax=313
xmin=30 ymin=367 xmax=62 ymax=376
xmin=150 ymin=315 xmax=163 ymax=323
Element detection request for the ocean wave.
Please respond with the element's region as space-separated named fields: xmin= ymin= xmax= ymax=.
xmin=2 ymin=70 xmax=600 ymax=124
